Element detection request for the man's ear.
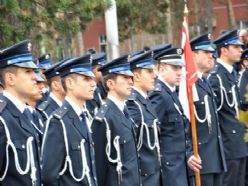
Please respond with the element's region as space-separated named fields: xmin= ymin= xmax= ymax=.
xmin=133 ymin=71 xmax=141 ymax=82
xmin=65 ymin=76 xmax=75 ymax=91
xmin=106 ymin=79 xmax=115 ymax=91
xmin=4 ymin=71 xmax=16 ymax=86
xmin=221 ymin=47 xmax=228 ymax=56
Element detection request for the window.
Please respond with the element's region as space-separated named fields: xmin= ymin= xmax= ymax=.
xmin=237 ymin=20 xmax=248 ymax=29
xmin=99 ymin=35 xmax=107 ymax=53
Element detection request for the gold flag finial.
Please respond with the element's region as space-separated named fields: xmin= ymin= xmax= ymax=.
xmin=184 ymin=1 xmax=189 ymax=16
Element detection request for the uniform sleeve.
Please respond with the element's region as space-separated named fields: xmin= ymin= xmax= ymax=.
xmin=0 ymin=120 xmax=6 ymax=171
xmin=91 ymin=119 xmax=108 ymax=186
xmin=208 ymin=74 xmax=221 ymax=107
xmin=184 ymin=119 xmax=194 ymax=160
xmin=41 ymin=118 xmax=65 ymax=186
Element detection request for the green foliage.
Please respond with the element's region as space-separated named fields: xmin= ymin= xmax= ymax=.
xmin=116 ymin=0 xmax=169 ymax=41
xmin=0 ymin=0 xmax=111 ymax=57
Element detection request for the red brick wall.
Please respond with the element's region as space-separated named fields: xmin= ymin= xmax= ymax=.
xmin=188 ymin=0 xmax=248 ymax=39
xmin=83 ymin=19 xmax=106 ymax=52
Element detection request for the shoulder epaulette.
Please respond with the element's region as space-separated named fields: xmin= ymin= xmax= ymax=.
xmin=154 ymin=82 xmax=162 ymax=92
xmin=126 ymin=92 xmax=137 ymax=101
xmin=53 ymin=106 xmax=68 ymax=120
xmin=37 ymin=101 xmax=49 ymax=111
xmin=0 ymin=99 xmax=7 ymax=113
xmin=94 ymin=104 xmax=109 ymax=122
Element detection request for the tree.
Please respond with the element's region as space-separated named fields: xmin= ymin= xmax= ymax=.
xmin=0 ymin=0 xmax=111 ymax=59
xmin=116 ymin=0 xmax=169 ymax=42
xmin=213 ymin=0 xmax=236 ymax=30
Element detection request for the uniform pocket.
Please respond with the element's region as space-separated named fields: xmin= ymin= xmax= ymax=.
xmin=119 ymin=133 xmax=136 ymax=163
xmin=70 ymin=141 xmax=83 ymax=176
xmin=13 ymin=139 xmax=27 ymax=169
xmin=165 ymin=114 xmax=181 ymax=133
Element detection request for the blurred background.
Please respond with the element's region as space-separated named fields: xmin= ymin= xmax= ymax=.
xmin=0 ymin=0 xmax=247 ymax=61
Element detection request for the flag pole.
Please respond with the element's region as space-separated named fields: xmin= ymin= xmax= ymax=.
xmin=183 ymin=2 xmax=201 ymax=186
xmin=189 ymin=84 xmax=201 ymax=186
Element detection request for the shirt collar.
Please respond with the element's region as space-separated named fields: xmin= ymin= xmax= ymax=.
xmin=65 ymin=96 xmax=84 ymax=117
xmin=50 ymin=92 xmax=63 ymax=107
xmin=3 ymin=91 xmax=27 ymax=113
xmin=107 ymin=95 xmax=125 ymax=112
xmin=42 ymin=87 xmax=50 ymax=94
xmin=132 ymin=87 xmax=147 ymax=99
xmin=196 ymin=71 xmax=203 ymax=79
xmin=27 ymin=105 xmax=35 ymax=113
xmin=217 ymin=58 xmax=233 ymax=73
xmin=158 ymin=78 xmax=176 ymax=92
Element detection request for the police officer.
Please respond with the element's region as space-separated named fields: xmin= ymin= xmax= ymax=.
xmin=149 ymin=47 xmax=202 ymax=186
xmin=41 ymin=54 xmax=97 ymax=186
xmin=27 ymin=69 xmax=46 ymax=142
xmin=91 ymin=55 xmax=141 ymax=186
xmin=36 ymin=53 xmax=52 ymax=106
xmin=190 ymin=33 xmax=227 ymax=186
xmin=239 ymin=29 xmax=248 ymax=49
xmin=208 ymin=30 xmax=247 ymax=186
xmin=238 ymin=48 xmax=248 ymax=111
xmin=86 ymin=52 xmax=107 ymax=117
xmin=37 ymin=59 xmax=67 ymax=122
xmin=0 ymin=40 xmax=41 ymax=186
xmin=126 ymin=51 xmax=162 ymax=186
xmin=151 ymin=44 xmax=172 ymax=76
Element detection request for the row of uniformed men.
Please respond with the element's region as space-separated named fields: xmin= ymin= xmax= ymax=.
xmin=0 ymin=29 xmax=247 ymax=186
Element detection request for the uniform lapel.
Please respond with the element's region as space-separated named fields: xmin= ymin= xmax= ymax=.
xmin=196 ymin=79 xmax=212 ymax=95
xmin=218 ymin=63 xmax=235 ymax=83
xmin=63 ymin=101 xmax=89 ymax=141
xmin=49 ymin=97 xmax=60 ymax=110
xmin=162 ymin=82 xmax=184 ymax=113
xmin=107 ymin=99 xmax=131 ymax=129
xmin=133 ymin=89 xmax=157 ymax=118
xmin=3 ymin=96 xmax=36 ymax=135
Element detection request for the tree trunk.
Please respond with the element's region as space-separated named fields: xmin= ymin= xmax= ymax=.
xmin=205 ymin=0 xmax=213 ymax=33
xmin=193 ymin=0 xmax=201 ymax=35
xmin=166 ymin=0 xmax=173 ymax=44
xmin=226 ymin=0 xmax=236 ymax=29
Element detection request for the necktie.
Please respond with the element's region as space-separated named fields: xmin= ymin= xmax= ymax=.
xmin=123 ymin=106 xmax=130 ymax=119
xmin=80 ymin=112 xmax=87 ymax=128
xmin=171 ymin=91 xmax=178 ymax=100
xmin=80 ymin=112 xmax=96 ymax=181
xmin=231 ymin=70 xmax=238 ymax=84
xmin=23 ymin=108 xmax=34 ymax=123
xmin=201 ymin=76 xmax=210 ymax=90
xmin=80 ymin=112 xmax=91 ymax=139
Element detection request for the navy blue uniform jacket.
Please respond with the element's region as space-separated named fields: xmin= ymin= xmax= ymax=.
xmin=208 ymin=62 xmax=247 ymax=160
xmin=0 ymin=95 xmax=41 ymax=186
xmin=126 ymin=89 xmax=161 ymax=186
xmin=41 ymin=101 xmax=97 ymax=186
xmin=149 ymin=79 xmax=192 ymax=186
xmin=190 ymin=78 xmax=227 ymax=176
xmin=92 ymin=99 xmax=140 ymax=186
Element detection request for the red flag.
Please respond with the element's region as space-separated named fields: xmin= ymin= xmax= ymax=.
xmin=182 ymin=17 xmax=198 ymax=87
xmin=179 ymin=16 xmax=199 ymax=120
xmin=179 ymin=11 xmax=201 ymax=186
